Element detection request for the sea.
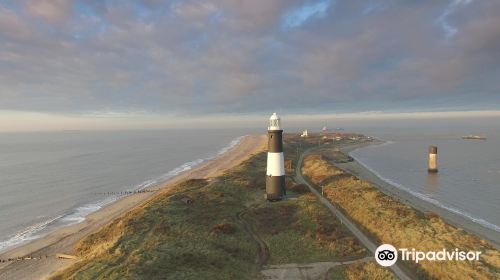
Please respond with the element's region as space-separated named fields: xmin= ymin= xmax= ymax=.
xmin=0 ymin=129 xmax=253 ymax=253
xmin=343 ymin=117 xmax=500 ymax=234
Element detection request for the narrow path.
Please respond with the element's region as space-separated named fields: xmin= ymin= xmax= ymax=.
xmin=261 ymin=256 xmax=373 ymax=280
xmin=295 ymin=150 xmax=413 ymax=280
xmin=236 ymin=210 xmax=270 ymax=266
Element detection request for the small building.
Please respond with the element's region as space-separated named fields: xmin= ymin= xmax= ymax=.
xmin=300 ymin=129 xmax=308 ymax=137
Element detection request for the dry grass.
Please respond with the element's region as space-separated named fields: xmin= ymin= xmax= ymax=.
xmin=303 ymin=154 xmax=500 ymax=279
xmin=344 ymin=262 xmax=396 ymax=280
xmin=50 ymin=165 xmax=265 ymax=279
xmin=48 ymin=145 xmax=371 ymax=280
xmin=285 ymin=181 xmax=310 ymax=194
xmin=301 ymin=155 xmax=344 ymax=186
xmin=249 ymin=197 xmax=367 ymax=264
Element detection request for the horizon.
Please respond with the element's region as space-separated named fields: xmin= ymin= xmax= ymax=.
xmin=1 ymin=109 xmax=500 ymax=132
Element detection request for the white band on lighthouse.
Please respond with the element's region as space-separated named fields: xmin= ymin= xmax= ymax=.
xmin=429 ymin=154 xmax=437 ymax=168
xmin=266 ymin=152 xmax=285 ymax=176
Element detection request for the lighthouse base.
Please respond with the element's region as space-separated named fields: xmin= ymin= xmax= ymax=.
xmin=266 ymin=175 xmax=285 ymax=201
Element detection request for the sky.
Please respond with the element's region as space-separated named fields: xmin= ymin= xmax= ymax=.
xmin=1 ymin=0 xmax=500 ymax=131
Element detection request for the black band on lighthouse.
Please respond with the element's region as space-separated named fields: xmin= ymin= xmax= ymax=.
xmin=429 ymin=146 xmax=437 ymax=154
xmin=267 ymin=130 xmax=283 ymax=153
xmin=266 ymin=175 xmax=285 ymax=200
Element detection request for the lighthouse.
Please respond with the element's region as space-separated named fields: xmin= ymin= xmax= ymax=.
xmin=428 ymin=145 xmax=438 ymax=173
xmin=266 ymin=113 xmax=285 ymax=201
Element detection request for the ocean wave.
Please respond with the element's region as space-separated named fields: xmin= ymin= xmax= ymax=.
xmin=349 ymin=153 xmax=500 ymax=233
xmin=216 ymin=136 xmax=245 ymax=155
xmin=63 ymin=135 xmax=245 ymax=222
xmin=61 ymin=196 xmax=118 ymax=224
xmin=0 ymin=215 xmax=63 ymax=252
xmin=152 ymin=136 xmax=245 ymax=185
xmin=0 ymin=136 xmax=244 ymax=253
xmin=155 ymin=158 xmax=206 ymax=183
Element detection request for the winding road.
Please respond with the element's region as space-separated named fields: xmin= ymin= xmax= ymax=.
xmin=294 ymin=150 xmax=413 ymax=280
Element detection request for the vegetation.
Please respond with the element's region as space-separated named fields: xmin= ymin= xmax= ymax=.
xmin=50 ymin=138 xmax=370 ymax=280
xmin=315 ymin=146 xmax=354 ymax=163
xmin=282 ymin=134 xmax=318 ymax=177
xmin=51 ymin=175 xmax=261 ymax=280
xmin=302 ymin=153 xmax=500 ymax=280
xmin=248 ymin=193 xmax=366 ymax=264
xmin=50 ymin=152 xmax=270 ymax=280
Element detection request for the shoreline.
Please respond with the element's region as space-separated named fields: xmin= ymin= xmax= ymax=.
xmin=334 ymin=141 xmax=500 ymax=249
xmin=0 ymin=134 xmax=267 ymax=280
xmin=0 ymin=135 xmax=245 ymax=254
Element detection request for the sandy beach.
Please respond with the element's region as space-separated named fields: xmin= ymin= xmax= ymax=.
xmin=0 ymin=134 xmax=266 ymax=280
xmin=335 ymin=142 xmax=500 ymax=249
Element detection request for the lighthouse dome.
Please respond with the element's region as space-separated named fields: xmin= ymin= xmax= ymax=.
xmin=268 ymin=112 xmax=281 ymax=130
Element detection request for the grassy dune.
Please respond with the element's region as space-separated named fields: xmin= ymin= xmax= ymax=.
xmin=50 ymin=153 xmax=269 ymax=280
xmin=302 ymin=153 xmax=500 ymax=279
xmin=50 ymin=142 xmax=370 ymax=279
xmin=51 ymin=176 xmax=261 ymax=280
xmin=249 ymin=193 xmax=366 ymax=264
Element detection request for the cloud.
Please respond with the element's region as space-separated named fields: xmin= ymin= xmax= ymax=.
xmin=171 ymin=1 xmax=218 ymax=20
xmin=0 ymin=0 xmax=499 ymax=122
xmin=0 ymin=6 xmax=33 ymax=39
xmin=26 ymin=0 xmax=73 ymax=23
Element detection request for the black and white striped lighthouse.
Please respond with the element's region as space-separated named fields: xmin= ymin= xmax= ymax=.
xmin=266 ymin=113 xmax=285 ymax=201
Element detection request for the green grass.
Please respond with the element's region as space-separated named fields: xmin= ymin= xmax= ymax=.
xmin=51 ymin=156 xmax=267 ymax=280
xmin=249 ymin=197 xmax=366 ymax=264
xmin=328 ymin=266 xmax=348 ymax=280
xmin=50 ymin=138 xmax=369 ymax=280
xmin=315 ymin=147 xmax=354 ymax=163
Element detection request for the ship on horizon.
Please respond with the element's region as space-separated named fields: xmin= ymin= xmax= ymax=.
xmin=462 ymin=135 xmax=487 ymax=140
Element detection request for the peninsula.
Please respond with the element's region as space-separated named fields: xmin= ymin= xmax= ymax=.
xmin=0 ymin=133 xmax=498 ymax=280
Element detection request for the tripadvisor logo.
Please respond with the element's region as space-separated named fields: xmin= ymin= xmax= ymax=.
xmin=374 ymin=244 xmax=482 ymax=267
xmin=375 ymin=244 xmax=398 ymax=267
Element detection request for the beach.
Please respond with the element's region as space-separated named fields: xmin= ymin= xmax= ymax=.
xmin=0 ymin=134 xmax=266 ymax=280
xmin=335 ymin=142 xmax=500 ymax=249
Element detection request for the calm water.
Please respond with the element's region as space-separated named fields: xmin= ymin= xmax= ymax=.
xmin=347 ymin=119 xmax=500 ymax=233
xmin=0 ymin=129 xmax=251 ymax=252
